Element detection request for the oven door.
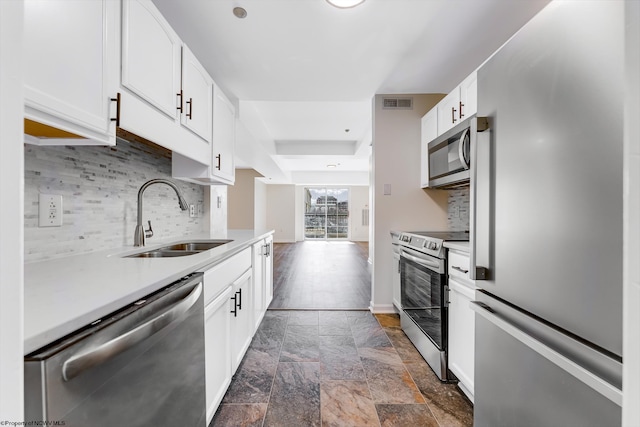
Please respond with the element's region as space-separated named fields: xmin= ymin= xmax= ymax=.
xmin=400 ymin=246 xmax=447 ymax=349
xmin=399 ymin=246 xmax=451 ymax=380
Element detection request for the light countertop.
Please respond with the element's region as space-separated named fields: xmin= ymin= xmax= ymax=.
xmin=24 ymin=229 xmax=273 ymax=355
xmin=443 ymin=240 xmax=470 ymax=253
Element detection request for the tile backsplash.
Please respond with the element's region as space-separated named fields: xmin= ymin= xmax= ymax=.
xmin=24 ymin=139 xmax=206 ymax=262
xmin=448 ymin=186 xmax=470 ymax=231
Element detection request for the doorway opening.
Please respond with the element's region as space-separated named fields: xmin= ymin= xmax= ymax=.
xmin=304 ymin=187 xmax=349 ymax=240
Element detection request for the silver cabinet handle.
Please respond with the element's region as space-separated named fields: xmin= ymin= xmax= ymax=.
xmin=471 ymin=301 xmax=622 ymax=406
xmin=62 ymin=283 xmax=202 ymax=381
xmin=452 ymin=266 xmax=469 ymax=274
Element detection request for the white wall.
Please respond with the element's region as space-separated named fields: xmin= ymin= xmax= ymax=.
xmin=623 ymin=1 xmax=640 ymax=425
xmin=371 ymin=94 xmax=449 ymax=312
xmin=0 ymin=0 xmax=24 ymax=420
xmin=349 ymin=185 xmax=369 ymax=241
xmin=266 ymin=184 xmax=296 ymax=242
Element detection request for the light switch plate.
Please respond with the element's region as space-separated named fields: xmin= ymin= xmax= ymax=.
xmin=39 ymin=194 xmax=63 ymax=227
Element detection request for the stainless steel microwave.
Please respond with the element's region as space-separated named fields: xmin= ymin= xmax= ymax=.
xmin=427 ymin=117 xmax=472 ymax=188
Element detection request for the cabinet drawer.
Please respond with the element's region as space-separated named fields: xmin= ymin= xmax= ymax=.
xmin=448 ymin=250 xmax=472 ymax=282
xmin=200 ymin=248 xmax=251 ymax=305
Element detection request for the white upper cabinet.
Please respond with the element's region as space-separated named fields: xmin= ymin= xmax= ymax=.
xmin=420 ymin=108 xmax=437 ymax=188
xmin=181 ymin=46 xmax=213 ymax=143
xmin=24 ymin=0 xmax=119 ymax=145
xmin=459 ymin=71 xmax=478 ymax=121
xmin=121 ymin=0 xmax=181 ymax=120
xmin=437 ymin=89 xmax=462 ymax=135
xmin=172 ymin=83 xmax=236 ymax=185
xmin=120 ymin=0 xmax=209 ymax=164
xmin=212 ymin=83 xmax=236 ymax=183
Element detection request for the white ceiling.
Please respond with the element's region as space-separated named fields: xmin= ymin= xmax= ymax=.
xmin=152 ymin=0 xmax=550 ymax=184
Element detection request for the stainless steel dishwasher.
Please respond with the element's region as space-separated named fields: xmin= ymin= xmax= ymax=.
xmin=24 ymin=273 xmax=206 ymax=427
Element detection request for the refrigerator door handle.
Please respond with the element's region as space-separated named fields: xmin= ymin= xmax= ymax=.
xmin=471 ymin=301 xmax=622 ymax=406
xmin=469 ymin=116 xmax=491 ymax=280
xmin=62 ymin=283 xmax=202 ymax=381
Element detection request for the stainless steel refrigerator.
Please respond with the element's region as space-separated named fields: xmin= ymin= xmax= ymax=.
xmin=469 ymin=1 xmax=624 ymax=426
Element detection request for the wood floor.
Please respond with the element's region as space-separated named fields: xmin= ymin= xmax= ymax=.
xmin=269 ymin=241 xmax=371 ymax=310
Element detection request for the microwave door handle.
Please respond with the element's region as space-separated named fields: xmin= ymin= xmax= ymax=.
xmin=61 ymin=283 xmax=202 ymax=381
xmin=459 ymin=128 xmax=470 ymax=170
xmin=400 ymin=249 xmax=440 ymax=270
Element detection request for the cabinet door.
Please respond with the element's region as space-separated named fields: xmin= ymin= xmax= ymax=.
xmin=459 ymin=71 xmax=477 ymax=121
xmin=204 ymin=286 xmax=233 ymax=424
xmin=264 ymin=236 xmax=274 ymax=307
xmin=420 ymin=109 xmax=437 ymax=188
xmin=181 ymin=45 xmax=213 ymax=143
xmin=122 ymin=0 xmax=181 ymax=120
xmin=230 ymin=268 xmax=253 ymax=372
xmin=24 ymin=0 xmax=118 ymax=144
xmin=252 ymin=240 xmax=265 ymax=331
xmin=448 ymin=278 xmax=476 ymax=401
xmin=212 ymin=84 xmax=236 ymax=184
xmin=437 ymin=89 xmax=461 ymax=134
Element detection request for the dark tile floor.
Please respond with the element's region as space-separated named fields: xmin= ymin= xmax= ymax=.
xmin=210 ymin=311 xmax=473 ymax=427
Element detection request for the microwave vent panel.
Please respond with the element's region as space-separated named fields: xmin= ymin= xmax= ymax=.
xmin=382 ymin=97 xmax=413 ymax=110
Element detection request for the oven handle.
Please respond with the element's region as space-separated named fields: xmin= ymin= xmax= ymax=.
xmin=399 ymin=248 xmax=442 ymax=271
xmin=62 ymin=282 xmax=202 ymax=381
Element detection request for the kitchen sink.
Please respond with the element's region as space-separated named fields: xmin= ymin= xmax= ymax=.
xmin=127 ymin=250 xmax=202 ymax=258
xmin=125 ymin=239 xmax=233 ymax=258
xmin=162 ymin=240 xmax=233 ymax=251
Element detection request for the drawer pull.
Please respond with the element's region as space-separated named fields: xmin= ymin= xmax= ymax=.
xmin=452 ymin=266 xmax=469 ymax=274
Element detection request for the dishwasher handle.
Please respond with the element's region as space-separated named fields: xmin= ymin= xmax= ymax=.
xmin=62 ymin=282 xmax=202 ymax=381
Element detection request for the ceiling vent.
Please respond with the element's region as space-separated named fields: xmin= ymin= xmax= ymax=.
xmin=382 ymin=97 xmax=413 ymax=110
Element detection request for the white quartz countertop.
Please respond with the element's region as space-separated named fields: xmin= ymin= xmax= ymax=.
xmin=443 ymin=240 xmax=470 ymax=253
xmin=23 ymin=229 xmax=273 ymax=355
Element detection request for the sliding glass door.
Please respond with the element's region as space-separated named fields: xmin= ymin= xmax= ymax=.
xmin=304 ymin=188 xmax=349 ymax=240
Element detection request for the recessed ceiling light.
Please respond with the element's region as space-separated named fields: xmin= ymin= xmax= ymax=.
xmin=326 ymin=0 xmax=365 ymax=9
xmin=233 ymin=7 xmax=247 ymax=18
xmin=345 ymin=129 xmax=350 ymax=133
xmin=327 ymin=164 xmax=337 ymax=168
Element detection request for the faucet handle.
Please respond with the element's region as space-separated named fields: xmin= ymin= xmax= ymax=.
xmin=145 ymin=220 xmax=154 ymax=239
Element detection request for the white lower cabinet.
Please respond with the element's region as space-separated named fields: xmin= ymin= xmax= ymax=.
xmin=252 ymin=236 xmax=274 ymax=331
xmin=199 ymin=238 xmax=273 ymax=423
xmin=204 ymin=286 xmax=232 ymax=424
xmin=264 ymin=236 xmax=273 ymax=308
xmin=447 ymin=249 xmax=476 ymax=402
xmin=229 ymin=268 xmax=253 ymax=372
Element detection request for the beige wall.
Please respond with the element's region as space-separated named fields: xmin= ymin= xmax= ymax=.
xmin=227 ymin=169 xmax=262 ymax=229
xmin=371 ymin=94 xmax=449 ymax=312
xmin=254 ymin=178 xmax=267 ymax=231
xmin=266 ymin=184 xmax=296 ymax=242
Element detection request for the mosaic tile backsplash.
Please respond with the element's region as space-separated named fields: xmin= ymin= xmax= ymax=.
xmin=24 ymin=139 xmax=206 ymax=262
xmin=448 ymin=186 xmax=470 ymax=231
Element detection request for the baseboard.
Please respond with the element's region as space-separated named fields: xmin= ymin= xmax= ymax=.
xmin=369 ymin=303 xmax=396 ymax=313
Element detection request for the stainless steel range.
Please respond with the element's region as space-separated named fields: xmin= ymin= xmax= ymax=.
xmin=396 ymin=231 xmax=469 ymax=381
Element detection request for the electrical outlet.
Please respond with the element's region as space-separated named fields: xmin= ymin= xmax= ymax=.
xmin=39 ymin=194 xmax=63 ymax=227
xmin=189 ymin=204 xmax=196 ymax=218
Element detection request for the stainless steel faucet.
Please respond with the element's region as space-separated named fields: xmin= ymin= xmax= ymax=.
xmin=134 ymin=179 xmax=189 ymax=246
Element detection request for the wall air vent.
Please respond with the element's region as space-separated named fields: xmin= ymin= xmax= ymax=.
xmin=382 ymin=97 xmax=413 ymax=110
